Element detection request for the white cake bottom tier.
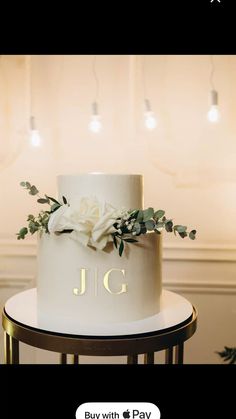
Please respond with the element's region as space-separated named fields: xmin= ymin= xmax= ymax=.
xmin=37 ymin=232 xmax=162 ymax=325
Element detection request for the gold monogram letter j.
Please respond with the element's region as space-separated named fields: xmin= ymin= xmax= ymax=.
xmin=73 ymin=268 xmax=87 ymax=296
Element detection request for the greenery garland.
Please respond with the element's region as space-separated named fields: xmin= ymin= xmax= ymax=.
xmin=17 ymin=181 xmax=196 ymax=256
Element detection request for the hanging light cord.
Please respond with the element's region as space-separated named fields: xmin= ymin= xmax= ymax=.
xmin=142 ymin=55 xmax=152 ymax=113
xmin=89 ymin=55 xmax=102 ymax=132
xmin=29 ymin=55 xmax=33 ymax=116
xmin=209 ymin=55 xmax=215 ymax=90
xmin=142 ymin=55 xmax=148 ymax=99
xmin=29 ymin=55 xmax=36 ymax=130
xmin=92 ymin=55 xmax=99 ymax=102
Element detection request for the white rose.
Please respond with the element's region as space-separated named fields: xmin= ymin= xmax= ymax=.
xmin=91 ymin=202 xmax=121 ymax=250
xmin=67 ymin=197 xmax=100 ymax=233
xmin=48 ymin=204 xmax=71 ymax=233
xmin=48 ymin=196 xmax=122 ymax=251
xmin=68 ymin=197 xmax=101 ymax=246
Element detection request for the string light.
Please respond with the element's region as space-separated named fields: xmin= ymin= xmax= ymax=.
xmin=89 ymin=102 xmax=102 ymax=133
xmin=207 ymin=55 xmax=220 ymax=123
xmin=142 ymin=56 xmax=157 ymax=130
xmin=29 ymin=116 xmax=41 ymax=147
xmin=29 ymin=56 xmax=42 ymax=147
xmin=89 ymin=56 xmax=102 ymax=133
xmin=144 ymin=99 xmax=157 ymax=130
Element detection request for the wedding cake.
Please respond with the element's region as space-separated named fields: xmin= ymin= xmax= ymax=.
xmin=37 ymin=174 xmax=162 ymax=328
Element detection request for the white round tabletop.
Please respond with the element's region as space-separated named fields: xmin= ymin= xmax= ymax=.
xmin=4 ymin=288 xmax=193 ymax=337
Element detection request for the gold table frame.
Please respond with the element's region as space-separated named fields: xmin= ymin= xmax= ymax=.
xmin=2 ymin=306 xmax=197 ymax=364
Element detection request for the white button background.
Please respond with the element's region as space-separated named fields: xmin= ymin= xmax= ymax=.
xmin=76 ymin=402 xmax=161 ymax=419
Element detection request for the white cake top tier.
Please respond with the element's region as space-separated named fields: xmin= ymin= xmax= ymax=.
xmin=58 ymin=173 xmax=143 ymax=210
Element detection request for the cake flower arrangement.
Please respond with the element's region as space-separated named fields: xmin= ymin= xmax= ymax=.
xmin=17 ymin=181 xmax=196 ymax=256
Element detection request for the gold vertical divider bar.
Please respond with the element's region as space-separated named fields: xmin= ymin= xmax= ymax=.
xmin=94 ymin=267 xmax=98 ymax=297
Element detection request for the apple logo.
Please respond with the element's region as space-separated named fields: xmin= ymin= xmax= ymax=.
xmin=123 ymin=411 xmax=130 ymax=419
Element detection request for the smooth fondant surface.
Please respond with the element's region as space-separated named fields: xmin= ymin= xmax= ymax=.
xmin=58 ymin=174 xmax=144 ymax=209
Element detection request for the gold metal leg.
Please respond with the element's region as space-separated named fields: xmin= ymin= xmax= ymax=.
xmin=4 ymin=332 xmax=10 ymax=364
xmin=10 ymin=336 xmax=19 ymax=364
xmin=144 ymin=352 xmax=154 ymax=364
xmin=165 ymin=347 xmax=174 ymax=364
xmin=175 ymin=343 xmax=184 ymax=364
xmin=127 ymin=354 xmax=138 ymax=364
xmin=60 ymin=353 xmax=67 ymax=364
xmin=73 ymin=355 xmax=79 ymax=364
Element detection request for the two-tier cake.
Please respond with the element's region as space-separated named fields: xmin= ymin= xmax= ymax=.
xmin=37 ymin=174 xmax=162 ymax=329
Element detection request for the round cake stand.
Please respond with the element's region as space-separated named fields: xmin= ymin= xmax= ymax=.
xmin=2 ymin=288 xmax=197 ymax=364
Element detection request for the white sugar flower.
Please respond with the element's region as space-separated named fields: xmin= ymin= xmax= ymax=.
xmin=91 ymin=202 xmax=122 ymax=249
xmin=48 ymin=196 xmax=123 ymax=250
xmin=48 ymin=204 xmax=71 ymax=233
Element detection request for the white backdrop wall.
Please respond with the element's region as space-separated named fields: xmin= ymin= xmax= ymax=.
xmin=0 ymin=55 xmax=236 ymax=363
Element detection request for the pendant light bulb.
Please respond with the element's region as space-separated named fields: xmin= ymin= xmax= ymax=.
xmin=89 ymin=102 xmax=102 ymax=133
xmin=207 ymin=90 xmax=220 ymax=123
xmin=30 ymin=116 xmax=42 ymax=147
xmin=144 ymin=99 xmax=157 ymax=130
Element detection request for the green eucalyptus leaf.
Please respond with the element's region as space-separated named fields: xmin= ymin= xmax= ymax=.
xmin=140 ymin=224 xmax=147 ymax=234
xmin=113 ymin=235 xmax=118 ymax=248
xmin=119 ymin=240 xmax=124 ymax=257
xmin=143 ymin=207 xmax=154 ymax=222
xmin=154 ymin=210 xmax=165 ymax=220
xmin=29 ymin=185 xmax=39 ymax=196
xmin=20 ymin=181 xmax=26 ymax=187
xmin=128 ymin=209 xmax=139 ymax=220
xmin=156 ymin=222 xmax=164 ymax=229
xmin=123 ymin=238 xmax=139 ymax=243
xmin=17 ymin=227 xmax=28 ymax=239
xmin=134 ymin=222 xmax=141 ymax=234
xmin=43 ymin=195 xmax=50 ymax=203
xmin=50 ymin=203 xmax=61 ymax=212
xmin=25 ymin=182 xmax=31 ymax=189
xmin=178 ymin=231 xmax=188 ymax=238
xmin=165 ymin=220 xmax=173 ymax=232
xmin=62 ymin=196 xmax=67 ymax=204
xmin=37 ymin=198 xmax=49 ymax=204
xmin=29 ymin=221 xmax=39 ymax=234
xmin=136 ymin=210 xmax=143 ymax=222
xmin=174 ymin=225 xmax=187 ymax=233
xmin=145 ymin=220 xmax=155 ymax=231
xmin=189 ymin=230 xmax=196 ymax=240
xmin=41 ymin=218 xmax=49 ymax=227
xmin=46 ymin=195 xmax=61 ymax=205
xmin=20 ymin=227 xmax=28 ymax=235
xmin=217 ymin=346 xmax=236 ymax=364
xmin=27 ymin=214 xmax=34 ymax=221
